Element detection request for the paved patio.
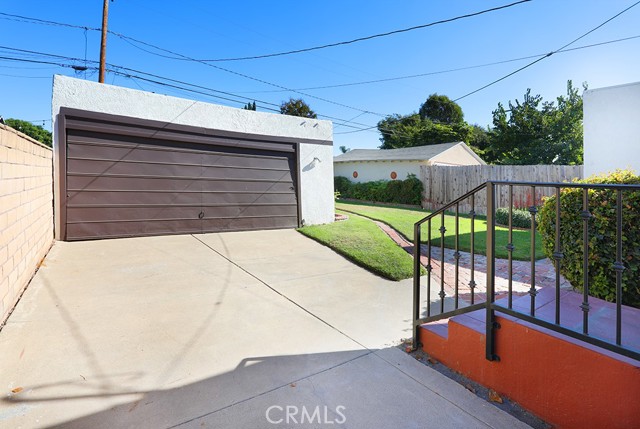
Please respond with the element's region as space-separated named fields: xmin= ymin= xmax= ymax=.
xmin=0 ymin=230 xmax=531 ymax=428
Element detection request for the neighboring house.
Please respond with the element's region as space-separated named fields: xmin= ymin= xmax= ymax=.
xmin=583 ymin=81 xmax=640 ymax=176
xmin=333 ymin=142 xmax=485 ymax=183
xmin=52 ymin=75 xmax=334 ymax=241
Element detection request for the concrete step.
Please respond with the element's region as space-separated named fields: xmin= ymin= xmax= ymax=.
xmin=419 ymin=287 xmax=640 ymax=429
xmin=423 ymin=287 xmax=640 ymax=352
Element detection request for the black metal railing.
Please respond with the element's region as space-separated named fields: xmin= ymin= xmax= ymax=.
xmin=412 ymin=181 xmax=640 ymax=362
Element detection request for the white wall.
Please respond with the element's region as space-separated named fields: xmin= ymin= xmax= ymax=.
xmin=334 ymin=161 xmax=423 ymax=183
xmin=430 ymin=143 xmax=485 ymax=166
xmin=52 ymin=75 xmax=334 ymax=230
xmin=584 ymin=82 xmax=640 ymax=177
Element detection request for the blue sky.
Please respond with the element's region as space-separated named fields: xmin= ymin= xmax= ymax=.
xmin=1 ymin=0 xmax=639 ymax=155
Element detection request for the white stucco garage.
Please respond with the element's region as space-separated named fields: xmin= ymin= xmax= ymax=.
xmin=52 ymin=75 xmax=334 ymax=241
xmin=334 ymin=142 xmax=484 ymax=183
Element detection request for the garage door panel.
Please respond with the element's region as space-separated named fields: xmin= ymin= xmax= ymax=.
xmin=68 ymin=142 xmax=203 ymax=166
xmin=66 ymin=219 xmax=203 ymax=240
xmin=200 ymin=165 xmax=293 ymax=181
xmin=202 ymin=152 xmax=293 ymax=170
xmin=68 ymin=204 xmax=297 ymax=224
xmin=67 ymin=158 xmax=202 ymax=177
xmin=67 ymin=190 xmax=297 ymax=206
xmin=67 ymin=206 xmax=202 ymax=223
xmin=202 ymin=181 xmax=295 ymax=193
xmin=67 ymin=191 xmax=201 ymax=206
xmin=201 ymin=192 xmax=297 ymax=205
xmin=66 ymin=175 xmax=295 ymax=194
xmin=201 ymin=215 xmax=299 ymax=232
xmin=202 ymin=204 xmax=297 ymax=218
xmin=66 ymin=176 xmax=204 ymax=193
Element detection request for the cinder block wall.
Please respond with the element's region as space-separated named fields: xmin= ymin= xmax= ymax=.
xmin=0 ymin=124 xmax=53 ymax=324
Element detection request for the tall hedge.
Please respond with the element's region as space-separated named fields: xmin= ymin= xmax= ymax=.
xmin=334 ymin=174 xmax=423 ymax=206
xmin=537 ymin=170 xmax=640 ymax=308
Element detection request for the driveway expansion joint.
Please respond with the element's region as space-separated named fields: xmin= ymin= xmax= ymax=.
xmin=190 ymin=234 xmax=369 ymax=351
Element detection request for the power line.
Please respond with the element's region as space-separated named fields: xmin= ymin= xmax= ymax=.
xmin=453 ymin=0 xmax=640 ymax=102
xmin=239 ymin=34 xmax=640 ymax=93
xmin=0 ymin=45 xmax=279 ymax=107
xmin=335 ymin=125 xmax=378 ymax=135
xmin=0 ymin=73 xmax=50 ymax=79
xmin=0 ymin=54 xmax=413 ymax=139
xmin=0 ymin=12 xmax=100 ymax=31
xmin=110 ymin=34 xmax=388 ymax=117
xmin=0 ymin=50 xmax=382 ymax=133
xmin=0 ymin=3 xmax=532 ymax=63
xmin=0 ymin=12 xmax=386 ymax=117
xmin=186 ymin=1 xmax=532 ymax=62
xmin=0 ymin=5 xmax=528 ymax=117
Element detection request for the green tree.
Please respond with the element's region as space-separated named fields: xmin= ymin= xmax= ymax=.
xmin=4 ymin=118 xmax=52 ymax=147
xmin=280 ymin=98 xmax=317 ymax=118
xmin=418 ymin=94 xmax=464 ymax=124
xmin=467 ymin=124 xmax=494 ymax=162
xmin=377 ymin=113 xmax=470 ymax=149
xmin=243 ymin=101 xmax=256 ymax=111
xmin=487 ymin=81 xmax=584 ymax=165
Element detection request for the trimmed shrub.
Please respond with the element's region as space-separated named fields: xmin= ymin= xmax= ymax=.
xmin=495 ymin=207 xmax=532 ymax=229
xmin=537 ymin=170 xmax=640 ymax=308
xmin=333 ymin=174 xmax=423 ymax=206
xmin=334 ymin=176 xmax=352 ymax=195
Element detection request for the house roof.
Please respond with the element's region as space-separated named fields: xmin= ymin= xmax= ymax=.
xmin=334 ymin=142 xmax=463 ymax=163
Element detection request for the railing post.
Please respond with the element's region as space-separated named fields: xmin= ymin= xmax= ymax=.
xmin=485 ymin=181 xmax=499 ymax=361
xmin=413 ymin=223 xmax=422 ymax=350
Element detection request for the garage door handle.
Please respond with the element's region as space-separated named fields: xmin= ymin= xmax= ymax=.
xmin=198 ymin=211 xmax=204 ymax=219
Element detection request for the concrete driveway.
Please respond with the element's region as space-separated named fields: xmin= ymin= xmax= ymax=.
xmin=0 ymin=230 xmax=530 ymax=428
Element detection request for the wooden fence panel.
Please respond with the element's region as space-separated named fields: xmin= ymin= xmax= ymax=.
xmin=420 ymin=165 xmax=583 ymax=215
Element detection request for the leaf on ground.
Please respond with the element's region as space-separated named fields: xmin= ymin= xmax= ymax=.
xmin=290 ymin=383 xmax=296 ymax=388
xmin=404 ymin=346 xmax=413 ymax=353
xmin=464 ymin=384 xmax=476 ymax=394
xmin=488 ymin=389 xmax=503 ymax=403
xmin=11 ymin=387 xmax=23 ymax=394
xmin=427 ymin=357 xmax=438 ymax=365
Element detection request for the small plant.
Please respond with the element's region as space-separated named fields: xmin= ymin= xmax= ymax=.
xmin=495 ymin=207 xmax=532 ymax=229
xmin=334 ymin=190 xmax=341 ymax=200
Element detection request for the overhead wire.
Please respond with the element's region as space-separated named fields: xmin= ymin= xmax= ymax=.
xmin=0 ymin=50 xmax=381 ymax=132
xmin=3 ymin=2 xmax=638 ymax=138
xmin=453 ymin=0 xmax=640 ymax=101
xmin=158 ymin=0 xmax=532 ymax=62
xmin=239 ymin=34 xmax=640 ymax=93
xmin=0 ymin=12 xmax=385 ymax=117
xmin=0 ymin=2 xmax=531 ymax=62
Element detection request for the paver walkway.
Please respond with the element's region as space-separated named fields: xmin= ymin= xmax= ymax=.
xmin=375 ymin=220 xmax=572 ymax=303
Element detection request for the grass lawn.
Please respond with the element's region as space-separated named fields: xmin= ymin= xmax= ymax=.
xmin=336 ymin=200 xmax=545 ymax=261
xmin=298 ymin=211 xmax=424 ymax=281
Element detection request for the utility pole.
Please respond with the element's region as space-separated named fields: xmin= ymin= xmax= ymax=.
xmin=99 ymin=0 xmax=110 ymax=83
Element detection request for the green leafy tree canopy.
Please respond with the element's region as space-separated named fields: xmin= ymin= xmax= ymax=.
xmin=487 ymin=80 xmax=585 ymax=165
xmin=280 ymin=98 xmax=317 ymax=118
xmin=418 ymin=94 xmax=464 ymax=124
xmin=4 ymin=118 xmax=52 ymax=147
xmin=377 ymin=113 xmax=470 ymax=150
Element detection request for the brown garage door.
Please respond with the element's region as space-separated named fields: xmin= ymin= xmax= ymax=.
xmin=63 ymin=122 xmax=299 ymax=241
